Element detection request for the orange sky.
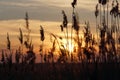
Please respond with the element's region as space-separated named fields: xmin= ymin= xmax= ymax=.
xmin=0 ymin=0 xmax=119 ymax=53
xmin=0 ymin=19 xmax=96 ymax=53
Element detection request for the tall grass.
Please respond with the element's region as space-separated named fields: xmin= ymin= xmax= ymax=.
xmin=7 ymin=33 xmax=11 ymax=50
xmin=40 ymin=25 xmax=45 ymax=63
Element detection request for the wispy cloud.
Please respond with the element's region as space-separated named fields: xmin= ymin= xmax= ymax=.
xmin=0 ymin=0 xmax=99 ymax=21
xmin=0 ymin=0 xmax=47 ymax=7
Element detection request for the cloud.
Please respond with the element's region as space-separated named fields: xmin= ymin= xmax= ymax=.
xmin=0 ymin=0 xmax=98 ymax=21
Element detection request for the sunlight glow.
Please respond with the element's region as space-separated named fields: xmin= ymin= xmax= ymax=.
xmin=62 ymin=39 xmax=74 ymax=53
xmin=68 ymin=42 xmax=74 ymax=53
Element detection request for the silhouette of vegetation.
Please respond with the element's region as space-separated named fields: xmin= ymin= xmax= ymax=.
xmin=7 ymin=33 xmax=11 ymax=50
xmin=0 ymin=0 xmax=120 ymax=65
xmin=0 ymin=0 xmax=120 ymax=80
xmin=39 ymin=25 xmax=45 ymax=63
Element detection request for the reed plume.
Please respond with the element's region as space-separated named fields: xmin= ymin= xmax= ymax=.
xmin=95 ymin=4 xmax=99 ymax=41
xmin=99 ymin=0 xmax=107 ymax=5
xmin=71 ymin=0 xmax=77 ymax=8
xmin=84 ymin=21 xmax=92 ymax=47
xmin=61 ymin=10 xmax=69 ymax=57
xmin=40 ymin=25 xmax=45 ymax=63
xmin=24 ymin=12 xmax=31 ymax=49
xmin=40 ymin=25 xmax=45 ymax=41
xmin=60 ymin=25 xmax=64 ymax=32
xmin=18 ymin=28 xmax=23 ymax=44
xmin=25 ymin=12 xmax=29 ymax=30
xmin=62 ymin=10 xmax=68 ymax=28
xmin=7 ymin=33 xmax=11 ymax=50
xmin=72 ymin=12 xmax=79 ymax=31
xmin=95 ymin=4 xmax=99 ymax=18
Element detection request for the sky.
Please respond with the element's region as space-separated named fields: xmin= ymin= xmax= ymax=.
xmin=0 ymin=0 xmax=119 ymax=52
xmin=0 ymin=0 xmax=98 ymax=21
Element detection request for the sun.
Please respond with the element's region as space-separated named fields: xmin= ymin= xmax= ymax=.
xmin=68 ymin=42 xmax=74 ymax=53
xmin=62 ymin=39 xmax=74 ymax=53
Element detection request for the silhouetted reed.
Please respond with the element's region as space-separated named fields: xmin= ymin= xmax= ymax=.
xmin=83 ymin=22 xmax=97 ymax=62
xmin=6 ymin=51 xmax=13 ymax=71
xmin=18 ymin=28 xmax=23 ymax=44
xmin=72 ymin=12 xmax=79 ymax=32
xmin=15 ymin=49 xmax=21 ymax=64
xmin=24 ymin=12 xmax=32 ymax=49
xmin=60 ymin=10 xmax=70 ymax=61
xmin=17 ymin=28 xmax=23 ymax=64
xmin=71 ymin=0 xmax=77 ymax=8
xmin=0 ymin=0 xmax=120 ymax=65
xmin=99 ymin=0 xmax=107 ymax=5
xmin=7 ymin=33 xmax=11 ymax=50
xmin=1 ymin=50 xmax=5 ymax=64
xmin=119 ymin=36 xmax=120 ymax=44
xmin=95 ymin=4 xmax=99 ymax=41
xmin=93 ymin=0 xmax=120 ymax=63
xmin=49 ymin=39 xmax=55 ymax=63
xmin=40 ymin=25 xmax=45 ymax=41
xmin=39 ymin=25 xmax=45 ymax=63
xmin=49 ymin=33 xmax=68 ymax=63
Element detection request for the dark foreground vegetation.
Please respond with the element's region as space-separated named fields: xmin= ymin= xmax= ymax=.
xmin=0 ymin=63 xmax=120 ymax=80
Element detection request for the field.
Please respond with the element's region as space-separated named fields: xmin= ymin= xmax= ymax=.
xmin=0 ymin=63 xmax=120 ymax=80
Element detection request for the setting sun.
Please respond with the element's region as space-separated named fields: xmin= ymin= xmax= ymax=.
xmin=68 ymin=42 xmax=74 ymax=53
xmin=62 ymin=39 xmax=74 ymax=53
